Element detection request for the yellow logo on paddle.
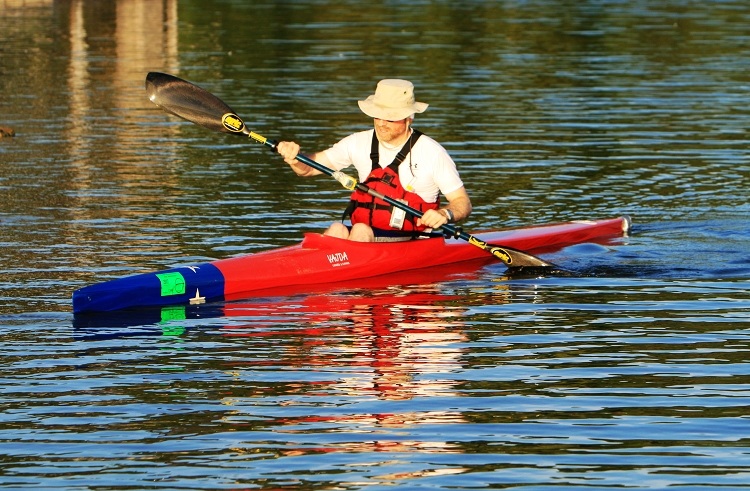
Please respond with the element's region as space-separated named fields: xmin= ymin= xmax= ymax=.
xmin=469 ymin=236 xmax=512 ymax=264
xmin=222 ymin=113 xmax=245 ymax=133
xmin=489 ymin=247 xmax=512 ymax=264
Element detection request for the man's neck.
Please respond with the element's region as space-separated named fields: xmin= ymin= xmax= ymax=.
xmin=380 ymin=127 xmax=412 ymax=149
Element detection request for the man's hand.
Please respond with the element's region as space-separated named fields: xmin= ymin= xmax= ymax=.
xmin=417 ymin=208 xmax=451 ymax=229
xmin=277 ymin=141 xmax=301 ymax=166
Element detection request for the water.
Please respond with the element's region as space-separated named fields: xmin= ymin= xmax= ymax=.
xmin=1 ymin=0 xmax=750 ymax=489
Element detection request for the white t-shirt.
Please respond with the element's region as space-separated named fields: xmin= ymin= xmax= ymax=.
xmin=321 ymin=129 xmax=464 ymax=203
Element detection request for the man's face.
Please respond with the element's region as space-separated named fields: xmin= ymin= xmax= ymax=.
xmin=373 ymin=117 xmax=410 ymax=144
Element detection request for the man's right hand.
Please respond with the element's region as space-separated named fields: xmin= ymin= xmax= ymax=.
xmin=277 ymin=141 xmax=301 ymax=166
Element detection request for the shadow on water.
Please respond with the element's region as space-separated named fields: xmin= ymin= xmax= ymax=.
xmin=72 ymin=284 xmax=472 ymax=345
xmin=520 ymin=218 xmax=750 ymax=280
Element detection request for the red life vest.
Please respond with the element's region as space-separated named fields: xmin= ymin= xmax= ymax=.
xmin=344 ymin=129 xmax=439 ymax=235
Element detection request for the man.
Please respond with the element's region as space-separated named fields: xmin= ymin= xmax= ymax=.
xmin=277 ymin=79 xmax=471 ymax=242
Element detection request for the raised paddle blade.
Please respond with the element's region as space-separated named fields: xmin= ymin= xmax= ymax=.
xmin=145 ymin=72 xmax=247 ymax=135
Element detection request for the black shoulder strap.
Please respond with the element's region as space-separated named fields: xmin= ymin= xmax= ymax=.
xmin=369 ymin=130 xmax=379 ymax=170
xmin=369 ymin=129 xmax=424 ymax=172
xmin=390 ymin=129 xmax=422 ymax=170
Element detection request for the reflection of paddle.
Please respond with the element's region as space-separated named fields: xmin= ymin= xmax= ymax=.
xmin=145 ymin=72 xmax=556 ymax=270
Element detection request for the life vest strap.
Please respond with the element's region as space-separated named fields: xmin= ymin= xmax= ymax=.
xmin=369 ymin=129 xmax=423 ymax=171
xmin=342 ymin=129 xmax=435 ymax=233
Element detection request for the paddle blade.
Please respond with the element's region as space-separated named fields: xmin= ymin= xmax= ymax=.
xmin=145 ymin=72 xmax=247 ymax=135
xmin=464 ymin=233 xmax=556 ymax=269
xmin=492 ymin=245 xmax=556 ymax=269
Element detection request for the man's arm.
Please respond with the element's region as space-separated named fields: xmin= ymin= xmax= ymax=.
xmin=442 ymin=186 xmax=472 ymax=222
xmin=277 ymin=141 xmax=327 ymax=177
xmin=417 ymin=186 xmax=472 ymax=229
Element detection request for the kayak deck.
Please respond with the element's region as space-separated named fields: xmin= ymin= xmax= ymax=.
xmin=72 ymin=216 xmax=631 ymax=314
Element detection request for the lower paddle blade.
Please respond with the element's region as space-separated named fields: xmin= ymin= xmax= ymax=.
xmin=145 ymin=72 xmax=246 ymax=135
xmin=491 ymin=244 xmax=557 ymax=269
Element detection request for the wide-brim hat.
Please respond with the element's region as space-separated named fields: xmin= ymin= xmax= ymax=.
xmin=358 ymin=79 xmax=429 ymax=121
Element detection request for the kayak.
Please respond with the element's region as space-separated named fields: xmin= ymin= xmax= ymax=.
xmin=72 ymin=216 xmax=631 ymax=314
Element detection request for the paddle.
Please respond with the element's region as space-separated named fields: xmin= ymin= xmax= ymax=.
xmin=145 ymin=72 xmax=556 ymax=270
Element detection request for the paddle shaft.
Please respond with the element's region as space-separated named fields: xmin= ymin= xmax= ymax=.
xmin=145 ymin=72 xmax=555 ymax=269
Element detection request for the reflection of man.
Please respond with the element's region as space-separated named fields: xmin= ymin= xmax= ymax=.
xmin=220 ymin=290 xmax=468 ymax=402
xmin=277 ymin=79 xmax=472 ymax=242
xmin=220 ymin=289 xmax=470 ymax=458
xmin=342 ymin=291 xmax=467 ymax=402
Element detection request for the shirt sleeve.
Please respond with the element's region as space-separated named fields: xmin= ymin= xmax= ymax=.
xmin=320 ymin=131 xmax=363 ymax=171
xmin=434 ymin=148 xmax=464 ymax=196
xmin=414 ymin=136 xmax=464 ymax=200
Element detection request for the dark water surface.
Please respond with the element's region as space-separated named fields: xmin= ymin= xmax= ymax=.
xmin=1 ymin=1 xmax=749 ymax=489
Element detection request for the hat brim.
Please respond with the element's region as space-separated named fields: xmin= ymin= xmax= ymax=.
xmin=358 ymin=98 xmax=428 ymax=121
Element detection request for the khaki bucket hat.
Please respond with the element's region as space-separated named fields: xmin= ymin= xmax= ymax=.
xmin=358 ymin=79 xmax=429 ymax=121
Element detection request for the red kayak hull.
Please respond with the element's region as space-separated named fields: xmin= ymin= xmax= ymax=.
xmin=72 ymin=216 xmax=631 ymax=313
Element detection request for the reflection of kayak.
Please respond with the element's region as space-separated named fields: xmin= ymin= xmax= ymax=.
xmin=72 ymin=216 xmax=631 ymax=314
xmin=73 ymin=283 xmax=466 ymax=331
